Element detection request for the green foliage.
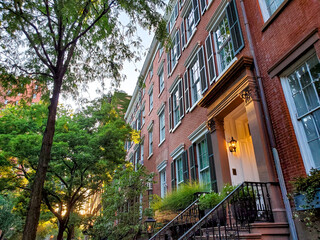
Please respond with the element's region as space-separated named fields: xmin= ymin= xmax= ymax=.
xmin=0 ymin=97 xmax=132 ymax=237
xmin=152 ymin=182 xmax=206 ymax=212
xmin=198 ymin=184 xmax=237 ymax=211
xmin=292 ymin=168 xmax=320 ymax=202
xmin=0 ymin=193 xmax=24 ymax=239
xmin=89 ymin=165 xmax=154 ymax=240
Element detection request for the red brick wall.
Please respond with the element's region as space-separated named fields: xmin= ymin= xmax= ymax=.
xmin=243 ymin=0 xmax=320 ymax=190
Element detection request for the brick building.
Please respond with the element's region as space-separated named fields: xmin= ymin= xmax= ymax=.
xmin=125 ymin=0 xmax=320 ymax=238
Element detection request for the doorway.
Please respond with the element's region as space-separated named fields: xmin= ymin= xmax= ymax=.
xmin=224 ymin=103 xmax=260 ymax=185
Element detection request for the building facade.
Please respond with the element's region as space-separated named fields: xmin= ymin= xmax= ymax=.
xmin=125 ymin=0 xmax=320 ymax=238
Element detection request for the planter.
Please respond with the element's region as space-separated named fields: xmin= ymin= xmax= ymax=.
xmin=294 ymin=189 xmax=320 ymax=211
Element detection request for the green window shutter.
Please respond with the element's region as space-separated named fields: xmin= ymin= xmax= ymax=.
xmin=168 ymin=96 xmax=173 ymax=130
xmin=183 ymin=71 xmax=190 ymax=112
xmin=199 ymin=0 xmax=206 ymax=14
xmin=206 ymin=132 xmax=218 ymax=192
xmin=226 ymin=0 xmax=244 ymax=56
xmin=178 ymin=80 xmax=184 ymax=119
xmin=189 ymin=145 xmax=197 ymax=181
xmin=198 ymin=47 xmax=207 ymax=93
xmin=167 ymin=52 xmax=171 ymax=75
xmin=205 ymin=34 xmax=216 ymax=83
xmin=171 ymin=161 xmax=176 ymax=190
xmin=182 ymin=150 xmax=189 ymax=183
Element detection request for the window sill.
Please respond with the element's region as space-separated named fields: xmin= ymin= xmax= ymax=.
xmin=147 ymin=153 xmax=153 ymax=160
xmin=185 ymin=28 xmax=197 ymax=49
xmin=170 ymin=120 xmax=182 ymax=133
xmin=189 ymin=98 xmax=202 ymax=112
xmin=158 ymin=139 xmax=165 ymax=147
xmin=261 ymin=0 xmax=291 ymax=32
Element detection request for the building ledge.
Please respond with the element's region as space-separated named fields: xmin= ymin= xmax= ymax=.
xmin=198 ymin=56 xmax=254 ymax=108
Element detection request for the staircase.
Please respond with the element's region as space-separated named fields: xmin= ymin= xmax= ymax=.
xmin=150 ymin=182 xmax=290 ymax=240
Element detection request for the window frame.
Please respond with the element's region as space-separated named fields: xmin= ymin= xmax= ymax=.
xmin=159 ymin=108 xmax=166 ymax=145
xmin=148 ymin=128 xmax=153 ymax=157
xmin=281 ymin=50 xmax=320 ymax=172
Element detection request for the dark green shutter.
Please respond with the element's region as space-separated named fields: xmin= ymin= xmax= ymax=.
xmin=171 ymin=161 xmax=176 ymax=190
xmin=167 ymin=52 xmax=171 ymax=75
xmin=184 ymin=71 xmax=190 ymax=112
xmin=178 ymin=80 xmax=184 ymax=119
xmin=168 ymin=96 xmax=173 ymax=130
xmin=200 ymin=0 xmax=206 ymax=14
xmin=182 ymin=150 xmax=189 ymax=183
xmin=226 ymin=0 xmax=244 ymax=55
xmin=198 ymin=47 xmax=207 ymax=93
xmin=206 ymin=132 xmax=218 ymax=192
xmin=189 ymin=145 xmax=197 ymax=181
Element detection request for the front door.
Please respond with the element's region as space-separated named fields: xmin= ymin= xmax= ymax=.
xmin=224 ymin=104 xmax=260 ymax=185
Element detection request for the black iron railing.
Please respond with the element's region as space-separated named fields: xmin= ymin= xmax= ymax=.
xmin=178 ymin=182 xmax=275 ymax=240
xmin=150 ymin=198 xmax=202 ymax=240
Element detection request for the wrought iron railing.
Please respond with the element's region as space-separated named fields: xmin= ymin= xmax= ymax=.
xmin=150 ymin=198 xmax=202 ymax=240
xmin=178 ymin=182 xmax=275 ymax=240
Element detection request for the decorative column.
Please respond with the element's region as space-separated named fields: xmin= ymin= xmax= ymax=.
xmin=240 ymin=80 xmax=277 ymax=183
xmin=206 ymin=117 xmax=231 ymax=191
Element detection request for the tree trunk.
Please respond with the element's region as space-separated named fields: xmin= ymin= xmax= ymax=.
xmin=67 ymin=225 xmax=75 ymax=240
xmin=22 ymin=77 xmax=63 ymax=240
xmin=57 ymin=220 xmax=67 ymax=240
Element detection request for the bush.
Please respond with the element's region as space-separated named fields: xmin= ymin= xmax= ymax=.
xmin=151 ymin=182 xmax=206 ymax=212
xmin=198 ymin=184 xmax=237 ymax=210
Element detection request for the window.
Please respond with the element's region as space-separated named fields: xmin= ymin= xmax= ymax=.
xmin=188 ymin=47 xmax=207 ymax=107
xmin=197 ymin=138 xmax=211 ymax=190
xmin=170 ymin=150 xmax=189 ymax=189
xmin=136 ymin=111 xmax=141 ymax=130
xmin=184 ymin=0 xmax=200 ymax=44
xmin=169 ymin=79 xmax=184 ymax=130
xmin=214 ymin=16 xmax=234 ymax=72
xmin=149 ymin=89 xmax=153 ymax=111
xmin=259 ymin=0 xmax=285 ymax=21
xmin=159 ymin=45 xmax=164 ymax=58
xmin=159 ymin=68 xmax=164 ymax=94
xmin=4 ymin=100 xmax=8 ymax=105
xmin=211 ymin=0 xmax=244 ymax=74
xmin=134 ymin=146 xmax=140 ymax=171
xmin=148 ymin=129 xmax=153 ymax=156
xmin=176 ymin=156 xmax=184 ymax=187
xmin=159 ymin=110 xmax=165 ymax=143
xmin=282 ymin=53 xmax=320 ymax=171
xmin=160 ymin=170 xmax=167 ymax=198
xmin=168 ymin=30 xmax=181 ymax=74
xmin=141 ymin=105 xmax=145 ymax=126
xmin=167 ymin=2 xmax=179 ymax=33
xmin=33 ymin=93 xmax=37 ymax=99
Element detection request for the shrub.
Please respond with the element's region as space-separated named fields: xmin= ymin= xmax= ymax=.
xmin=198 ymin=184 xmax=237 ymax=211
xmin=151 ymin=182 xmax=206 ymax=212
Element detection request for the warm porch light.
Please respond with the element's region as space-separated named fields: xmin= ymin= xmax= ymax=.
xmin=144 ymin=216 xmax=157 ymax=236
xmin=228 ymin=137 xmax=237 ymax=152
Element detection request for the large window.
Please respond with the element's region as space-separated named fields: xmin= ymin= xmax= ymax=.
xmin=259 ymin=0 xmax=285 ymax=21
xmin=149 ymin=89 xmax=153 ymax=111
xmin=282 ymin=53 xmax=320 ymax=171
xmin=160 ymin=169 xmax=167 ymax=198
xmin=214 ymin=15 xmax=234 ymax=73
xmin=169 ymin=80 xmax=184 ymax=130
xmin=184 ymin=0 xmax=200 ymax=44
xmin=197 ymin=138 xmax=211 ymax=190
xmin=188 ymin=47 xmax=207 ymax=107
xmin=170 ymin=150 xmax=189 ymax=190
xmin=176 ymin=156 xmax=184 ymax=187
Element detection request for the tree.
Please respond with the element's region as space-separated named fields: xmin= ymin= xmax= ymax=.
xmin=0 ymin=98 xmax=132 ymax=239
xmin=89 ymin=165 xmax=154 ymax=240
xmin=0 ymin=1 xmax=167 ymax=238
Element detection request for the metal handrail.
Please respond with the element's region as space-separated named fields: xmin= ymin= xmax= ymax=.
xmin=178 ymin=182 xmax=275 ymax=240
xmin=149 ymin=198 xmax=200 ymax=240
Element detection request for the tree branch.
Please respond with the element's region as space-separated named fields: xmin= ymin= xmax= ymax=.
xmin=43 ymin=192 xmax=62 ymax=221
xmin=43 ymin=0 xmax=58 ymax=50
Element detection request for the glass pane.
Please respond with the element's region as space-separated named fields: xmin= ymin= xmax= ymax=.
xmin=307 ymin=55 xmax=320 ymax=81
xmin=200 ymin=169 xmax=211 ymax=190
xmin=301 ymin=115 xmax=318 ymax=141
xmin=309 ymin=139 xmax=320 ymax=169
xmin=303 ymin=85 xmax=319 ymax=110
xmin=313 ymin=109 xmax=320 ymax=133
xmin=288 ymin=74 xmax=301 ymax=95
xmin=297 ymin=64 xmax=311 ymax=88
xmin=293 ymin=92 xmax=308 ymax=116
